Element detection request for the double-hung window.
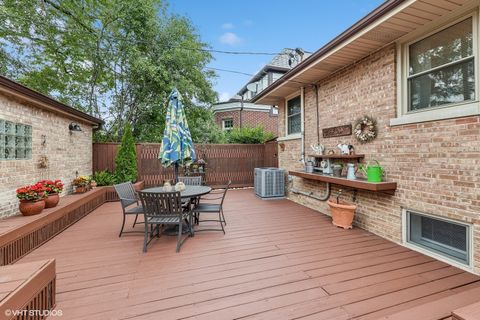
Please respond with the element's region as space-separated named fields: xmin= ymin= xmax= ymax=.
xmin=287 ymin=96 xmax=301 ymax=135
xmin=408 ymin=17 xmax=474 ymax=111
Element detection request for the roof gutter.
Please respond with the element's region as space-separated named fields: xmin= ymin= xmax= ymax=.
xmin=0 ymin=76 xmax=104 ymax=126
xmin=251 ymin=0 xmax=407 ymax=103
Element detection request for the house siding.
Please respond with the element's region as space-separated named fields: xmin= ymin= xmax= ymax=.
xmin=0 ymin=93 xmax=93 ymax=218
xmin=278 ymin=44 xmax=480 ymax=273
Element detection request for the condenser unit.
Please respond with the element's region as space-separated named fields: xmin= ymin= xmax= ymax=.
xmin=254 ymin=167 xmax=285 ymax=199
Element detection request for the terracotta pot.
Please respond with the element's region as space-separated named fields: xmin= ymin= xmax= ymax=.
xmin=75 ymin=186 xmax=87 ymax=193
xmin=45 ymin=193 xmax=60 ymax=208
xmin=19 ymin=200 xmax=45 ymax=216
xmin=327 ymin=199 xmax=356 ymax=229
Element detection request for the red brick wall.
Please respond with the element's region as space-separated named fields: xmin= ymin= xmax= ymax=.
xmin=215 ymin=110 xmax=278 ymax=135
xmin=277 ymin=44 xmax=480 ymax=273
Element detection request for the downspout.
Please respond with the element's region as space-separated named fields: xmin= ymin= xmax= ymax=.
xmin=300 ymin=86 xmax=305 ymax=163
xmin=314 ymin=84 xmax=320 ymax=144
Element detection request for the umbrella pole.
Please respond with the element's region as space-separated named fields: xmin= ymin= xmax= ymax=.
xmin=174 ymin=162 xmax=179 ymax=183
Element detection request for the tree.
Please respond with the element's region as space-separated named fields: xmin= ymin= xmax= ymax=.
xmin=115 ymin=123 xmax=137 ymax=183
xmin=0 ymin=0 xmax=217 ymax=141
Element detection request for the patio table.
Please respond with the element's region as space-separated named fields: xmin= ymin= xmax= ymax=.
xmin=141 ymin=185 xmax=212 ymax=235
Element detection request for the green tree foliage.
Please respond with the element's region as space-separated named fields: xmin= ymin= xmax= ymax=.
xmin=226 ymin=126 xmax=275 ymax=144
xmin=115 ymin=123 xmax=137 ymax=183
xmin=0 ymin=0 xmax=218 ymax=141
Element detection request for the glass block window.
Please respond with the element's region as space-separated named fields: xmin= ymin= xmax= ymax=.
xmin=407 ymin=211 xmax=470 ymax=265
xmin=408 ymin=18 xmax=474 ymax=111
xmin=0 ymin=119 xmax=32 ymax=160
xmin=287 ymin=96 xmax=301 ymax=135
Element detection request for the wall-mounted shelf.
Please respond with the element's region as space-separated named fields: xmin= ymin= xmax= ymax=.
xmin=308 ymin=154 xmax=365 ymax=160
xmin=289 ymin=170 xmax=396 ymax=194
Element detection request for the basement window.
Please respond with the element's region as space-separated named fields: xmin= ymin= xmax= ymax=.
xmin=406 ymin=211 xmax=470 ymax=266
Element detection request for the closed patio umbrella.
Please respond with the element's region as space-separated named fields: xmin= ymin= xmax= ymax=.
xmin=159 ymin=88 xmax=196 ymax=182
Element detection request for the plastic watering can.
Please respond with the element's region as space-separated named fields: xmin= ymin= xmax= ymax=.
xmin=359 ymin=160 xmax=384 ymax=182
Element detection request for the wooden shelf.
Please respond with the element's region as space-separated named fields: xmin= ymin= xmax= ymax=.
xmin=307 ymin=154 xmax=365 ymax=159
xmin=289 ymin=170 xmax=396 ymax=194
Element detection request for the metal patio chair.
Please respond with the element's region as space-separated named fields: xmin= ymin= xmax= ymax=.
xmin=138 ymin=191 xmax=193 ymax=253
xmin=193 ymin=180 xmax=231 ymax=234
xmin=178 ymin=176 xmax=203 ymax=210
xmin=113 ymin=182 xmax=144 ymax=237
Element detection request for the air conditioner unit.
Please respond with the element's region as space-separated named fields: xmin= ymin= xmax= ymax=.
xmin=254 ymin=167 xmax=285 ymax=199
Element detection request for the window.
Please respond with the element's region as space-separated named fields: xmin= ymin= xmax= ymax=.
xmin=222 ymin=118 xmax=233 ymax=131
xmin=406 ymin=211 xmax=470 ymax=266
xmin=0 ymin=119 xmax=32 ymax=160
xmin=287 ymin=96 xmax=301 ymax=135
xmin=408 ymin=18 xmax=474 ymax=111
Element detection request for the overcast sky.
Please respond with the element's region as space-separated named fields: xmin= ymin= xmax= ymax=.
xmin=169 ymin=0 xmax=384 ymax=102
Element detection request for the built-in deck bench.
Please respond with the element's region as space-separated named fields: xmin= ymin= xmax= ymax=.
xmin=0 ymin=181 xmax=144 ymax=266
xmin=0 ymin=259 xmax=55 ymax=320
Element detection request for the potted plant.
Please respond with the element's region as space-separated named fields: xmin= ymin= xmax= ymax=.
xmin=72 ymin=176 xmax=91 ymax=193
xmin=327 ymin=190 xmax=356 ymax=229
xmin=39 ymin=180 xmax=64 ymax=208
xmin=16 ymin=183 xmax=48 ymax=216
xmin=197 ymin=159 xmax=206 ymax=173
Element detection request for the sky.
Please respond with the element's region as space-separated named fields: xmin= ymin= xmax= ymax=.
xmin=168 ymin=0 xmax=384 ymax=102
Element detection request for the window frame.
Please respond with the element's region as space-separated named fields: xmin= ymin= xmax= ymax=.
xmin=286 ymin=95 xmax=302 ymax=136
xmin=221 ymin=118 xmax=234 ymax=131
xmin=392 ymin=10 xmax=480 ymax=126
xmin=402 ymin=209 xmax=474 ymax=272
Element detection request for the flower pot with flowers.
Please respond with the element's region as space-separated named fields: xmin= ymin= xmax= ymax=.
xmin=72 ymin=176 xmax=91 ymax=193
xmin=16 ymin=183 xmax=48 ymax=216
xmin=39 ymin=180 xmax=64 ymax=208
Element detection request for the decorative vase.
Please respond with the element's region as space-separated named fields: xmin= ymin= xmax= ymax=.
xmin=327 ymin=199 xmax=356 ymax=229
xmin=19 ymin=200 xmax=45 ymax=216
xmin=75 ymin=186 xmax=87 ymax=193
xmin=44 ymin=193 xmax=60 ymax=208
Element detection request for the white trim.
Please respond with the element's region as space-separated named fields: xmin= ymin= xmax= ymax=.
xmin=277 ymin=134 xmax=301 ymax=142
xmin=394 ymin=9 xmax=480 ymax=126
xmin=402 ymin=208 xmax=474 ymax=273
xmin=221 ymin=118 xmax=233 ymax=131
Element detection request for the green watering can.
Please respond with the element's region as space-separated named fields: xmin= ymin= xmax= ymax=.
xmin=359 ymin=160 xmax=384 ymax=182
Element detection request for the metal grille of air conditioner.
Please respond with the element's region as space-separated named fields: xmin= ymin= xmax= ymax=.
xmin=254 ymin=167 xmax=285 ymax=198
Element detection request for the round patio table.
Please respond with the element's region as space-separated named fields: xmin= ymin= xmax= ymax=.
xmin=140 ymin=185 xmax=212 ymax=235
xmin=141 ymin=185 xmax=211 ymax=198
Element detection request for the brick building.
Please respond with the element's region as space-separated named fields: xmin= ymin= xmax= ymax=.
xmin=253 ymin=0 xmax=480 ymax=274
xmin=213 ymin=48 xmax=311 ymax=135
xmin=0 ymin=76 xmax=102 ymax=217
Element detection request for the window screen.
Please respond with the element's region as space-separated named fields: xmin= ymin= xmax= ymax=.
xmin=407 ymin=211 xmax=469 ymax=265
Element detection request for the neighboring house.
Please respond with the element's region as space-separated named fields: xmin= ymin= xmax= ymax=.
xmin=252 ymin=0 xmax=480 ymax=274
xmin=0 ymin=76 xmax=103 ymax=217
xmin=213 ymin=48 xmax=310 ymax=135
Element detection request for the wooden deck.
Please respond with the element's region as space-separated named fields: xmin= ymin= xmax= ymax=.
xmin=17 ymin=189 xmax=480 ymax=319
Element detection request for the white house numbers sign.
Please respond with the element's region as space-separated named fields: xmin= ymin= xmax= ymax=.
xmin=322 ymin=124 xmax=352 ymax=138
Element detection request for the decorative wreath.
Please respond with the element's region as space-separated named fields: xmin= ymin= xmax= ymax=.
xmin=353 ymin=116 xmax=377 ymax=143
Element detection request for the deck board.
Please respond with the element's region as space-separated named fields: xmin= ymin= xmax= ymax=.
xmin=15 ymin=189 xmax=480 ymax=319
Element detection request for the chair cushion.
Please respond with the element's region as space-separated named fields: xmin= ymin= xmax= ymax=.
xmin=193 ymin=203 xmax=221 ymax=212
xmin=125 ymin=205 xmax=143 ymax=214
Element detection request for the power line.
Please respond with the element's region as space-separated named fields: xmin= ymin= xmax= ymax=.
xmin=206 ymin=66 xmax=312 ymax=86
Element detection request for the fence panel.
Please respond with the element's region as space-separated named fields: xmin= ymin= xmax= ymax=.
xmin=92 ymin=142 xmax=277 ymax=188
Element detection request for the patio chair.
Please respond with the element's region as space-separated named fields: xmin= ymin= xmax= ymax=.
xmin=138 ymin=191 xmax=193 ymax=253
xmin=113 ymin=182 xmax=144 ymax=237
xmin=178 ymin=176 xmax=202 ymax=186
xmin=193 ymin=180 xmax=231 ymax=234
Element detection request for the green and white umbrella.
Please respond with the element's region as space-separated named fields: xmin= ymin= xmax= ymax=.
xmin=159 ymin=88 xmax=196 ymax=181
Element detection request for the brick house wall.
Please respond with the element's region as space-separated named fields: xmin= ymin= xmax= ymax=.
xmin=0 ymin=93 xmax=94 ymax=217
xmin=215 ymin=110 xmax=278 ymax=135
xmin=277 ymin=44 xmax=480 ymax=273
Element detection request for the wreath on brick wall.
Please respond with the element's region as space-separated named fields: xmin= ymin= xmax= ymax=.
xmin=353 ymin=115 xmax=377 ymax=143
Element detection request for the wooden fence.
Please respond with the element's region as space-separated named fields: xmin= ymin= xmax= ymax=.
xmin=93 ymin=142 xmax=278 ymax=188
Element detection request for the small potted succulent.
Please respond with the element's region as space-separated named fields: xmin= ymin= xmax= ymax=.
xmin=39 ymin=180 xmax=64 ymax=208
xmin=72 ymin=176 xmax=91 ymax=193
xmin=16 ymin=183 xmax=48 ymax=216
